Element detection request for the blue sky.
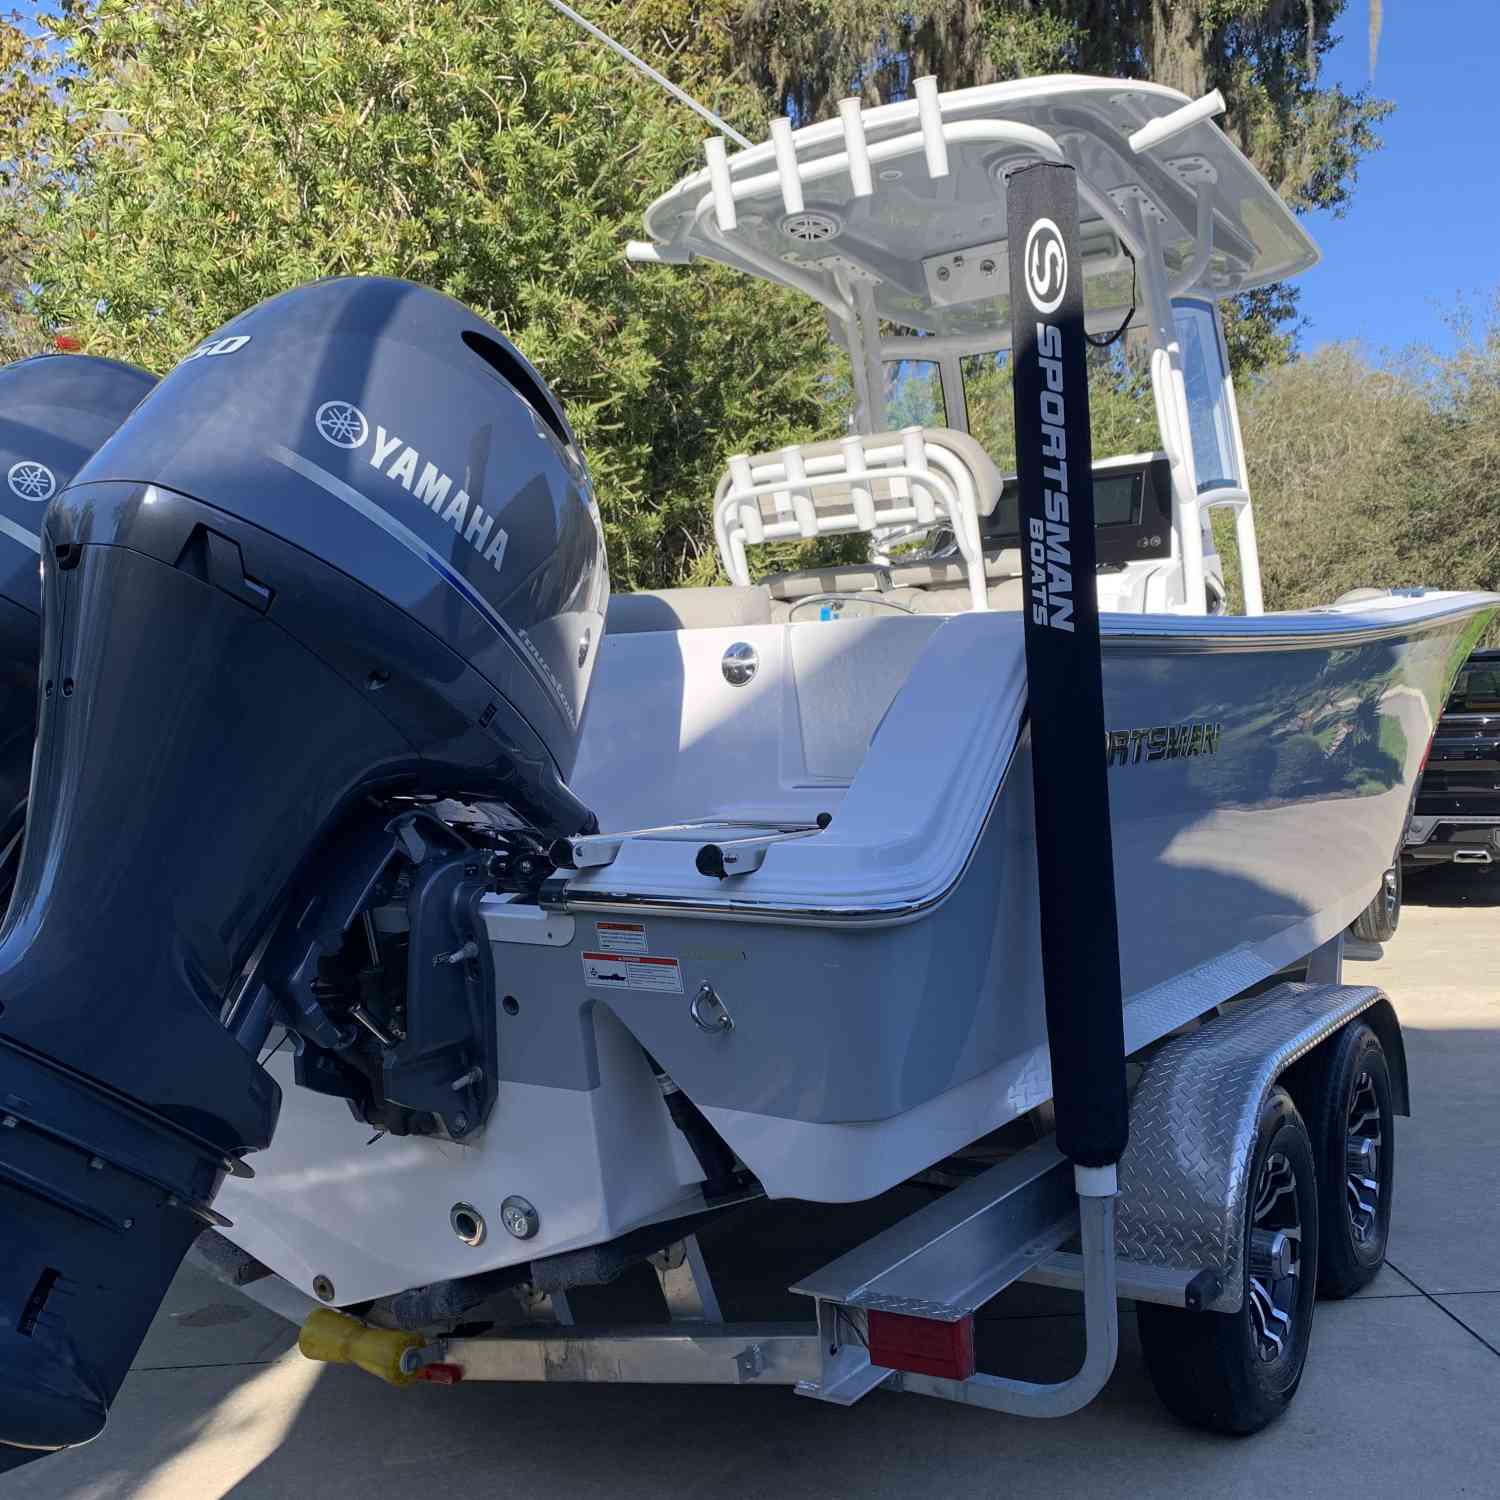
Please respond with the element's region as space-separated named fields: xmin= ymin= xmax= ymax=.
xmin=1300 ymin=0 xmax=1500 ymax=354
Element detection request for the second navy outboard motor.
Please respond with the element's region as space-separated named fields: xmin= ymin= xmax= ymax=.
xmin=0 ymin=279 xmax=607 ymax=1469
xmin=0 ymin=355 xmax=156 ymax=898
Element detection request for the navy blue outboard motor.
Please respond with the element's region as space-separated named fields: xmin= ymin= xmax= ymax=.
xmin=0 ymin=279 xmax=606 ymax=1469
xmin=0 ymin=355 xmax=156 ymax=896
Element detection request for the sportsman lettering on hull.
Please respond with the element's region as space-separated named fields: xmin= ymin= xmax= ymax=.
xmin=1105 ymin=722 xmax=1223 ymax=765
xmin=1028 ymin=322 xmax=1074 ymax=632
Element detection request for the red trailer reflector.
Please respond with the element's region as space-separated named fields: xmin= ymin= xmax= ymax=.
xmin=866 ymin=1308 xmax=976 ymax=1381
xmin=414 ymin=1363 xmax=465 ymax=1385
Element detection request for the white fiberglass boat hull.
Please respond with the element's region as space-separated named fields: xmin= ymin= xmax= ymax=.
xmin=217 ymin=591 xmax=1494 ymax=1304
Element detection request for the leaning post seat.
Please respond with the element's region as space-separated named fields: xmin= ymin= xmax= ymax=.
xmin=714 ymin=427 xmax=1003 ymax=612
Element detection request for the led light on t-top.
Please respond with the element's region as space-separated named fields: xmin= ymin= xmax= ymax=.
xmin=1 ymin=75 xmax=1497 ymax=1465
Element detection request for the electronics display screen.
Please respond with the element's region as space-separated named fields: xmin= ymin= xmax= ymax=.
xmin=1093 ymin=472 xmax=1143 ymax=527
xmin=981 ymin=456 xmax=1172 ymax=566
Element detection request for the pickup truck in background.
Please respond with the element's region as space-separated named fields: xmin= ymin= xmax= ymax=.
xmin=1405 ymin=647 xmax=1500 ymax=872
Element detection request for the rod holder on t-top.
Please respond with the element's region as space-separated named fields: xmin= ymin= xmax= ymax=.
xmin=1006 ymin=164 xmax=1129 ymax=1184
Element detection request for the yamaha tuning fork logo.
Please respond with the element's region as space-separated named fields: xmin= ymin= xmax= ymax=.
xmin=1023 ymin=218 xmax=1068 ymax=315
xmin=315 ymin=400 xmax=370 ymax=449
xmin=7 ymin=460 xmax=56 ymax=502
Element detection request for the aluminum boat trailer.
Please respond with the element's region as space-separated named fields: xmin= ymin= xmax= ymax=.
xmin=212 ymin=938 xmax=1404 ymax=1433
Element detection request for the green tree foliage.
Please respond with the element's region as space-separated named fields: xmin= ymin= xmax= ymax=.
xmin=738 ymin=0 xmax=1389 ymax=215
xmin=1228 ymin=295 xmax=1500 ymax=632
xmin=0 ymin=0 xmax=840 ymax=590
xmin=0 ymin=0 xmax=1410 ymax=599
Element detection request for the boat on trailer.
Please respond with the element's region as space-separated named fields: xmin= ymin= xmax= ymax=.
xmin=0 ymin=75 xmax=1494 ymax=1464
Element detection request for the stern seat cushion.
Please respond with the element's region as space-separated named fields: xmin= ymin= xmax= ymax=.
xmin=768 ymin=546 xmax=1024 ymax=603
xmin=607 ymin=585 xmax=771 ymax=634
xmin=605 ymin=570 xmax=1026 ymax=632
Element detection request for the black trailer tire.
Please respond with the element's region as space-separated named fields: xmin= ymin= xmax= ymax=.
xmin=1310 ymin=1023 xmax=1394 ymax=1298
xmin=1137 ymin=1087 xmax=1319 ymax=1436
xmin=1350 ymin=864 xmax=1401 ymax=943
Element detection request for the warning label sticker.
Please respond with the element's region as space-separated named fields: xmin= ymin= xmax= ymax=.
xmin=581 ymin=952 xmax=684 ymax=994
xmin=594 ymin=920 xmax=649 ymax=955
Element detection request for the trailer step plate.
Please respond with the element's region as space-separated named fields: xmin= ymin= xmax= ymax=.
xmin=792 ymin=1138 xmax=1076 ymax=1320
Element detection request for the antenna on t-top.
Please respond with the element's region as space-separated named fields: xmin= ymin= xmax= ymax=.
xmin=541 ymin=0 xmax=752 ymax=149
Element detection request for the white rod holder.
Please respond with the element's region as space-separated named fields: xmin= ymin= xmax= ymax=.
xmin=840 ymin=436 xmax=876 ymax=531
xmin=901 ymin=427 xmax=936 ymax=525
xmin=1128 ymin=89 xmax=1226 ymax=156
xmin=625 ymin=240 xmax=694 ymax=265
xmin=781 ymin=445 xmax=818 ymax=537
xmin=771 ymin=117 xmax=805 ymax=214
xmin=729 ymin=453 xmax=762 ymax=543
xmin=915 ymin=76 xmax=949 ymax=179
xmin=838 ymin=97 xmax=873 ymax=198
xmin=704 ymin=135 xmax=737 ymax=232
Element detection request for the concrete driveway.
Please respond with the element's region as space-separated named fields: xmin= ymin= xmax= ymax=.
xmin=8 ymin=863 xmax=1499 ymax=1499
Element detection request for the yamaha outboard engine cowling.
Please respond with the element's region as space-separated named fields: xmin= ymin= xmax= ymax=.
xmin=0 ymin=279 xmax=606 ymax=1469
xmin=0 ymin=355 xmax=156 ymax=892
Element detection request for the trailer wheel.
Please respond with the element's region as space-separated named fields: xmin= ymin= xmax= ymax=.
xmin=1310 ymin=1023 xmax=1394 ymax=1298
xmin=1349 ymin=864 xmax=1401 ymax=943
xmin=1138 ymin=1087 xmax=1319 ymax=1435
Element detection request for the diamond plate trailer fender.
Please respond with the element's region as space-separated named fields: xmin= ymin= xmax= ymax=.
xmin=1116 ymin=981 xmax=1408 ymax=1314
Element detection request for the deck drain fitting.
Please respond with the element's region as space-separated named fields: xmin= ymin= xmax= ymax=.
xmin=312 ymin=1275 xmax=336 ymax=1303
xmin=450 ymin=1202 xmax=487 ymax=1246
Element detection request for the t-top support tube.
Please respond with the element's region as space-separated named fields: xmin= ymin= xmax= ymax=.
xmin=1131 ymin=201 xmax=1208 ymax=614
xmin=852 ymin=282 xmax=888 ymax=433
